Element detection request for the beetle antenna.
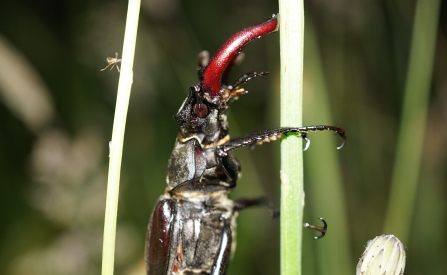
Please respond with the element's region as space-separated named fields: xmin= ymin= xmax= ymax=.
xmin=230 ymin=71 xmax=270 ymax=89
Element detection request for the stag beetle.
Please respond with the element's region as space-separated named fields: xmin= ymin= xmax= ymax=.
xmin=146 ymin=14 xmax=346 ymax=275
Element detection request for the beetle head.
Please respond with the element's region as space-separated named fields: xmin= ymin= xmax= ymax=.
xmin=174 ymin=85 xmax=228 ymax=144
xmin=174 ymin=14 xmax=279 ymax=145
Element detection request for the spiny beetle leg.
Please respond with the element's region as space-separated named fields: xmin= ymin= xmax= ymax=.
xmin=233 ymin=197 xmax=279 ymax=218
xmin=216 ymin=126 xmax=346 ymax=157
xmin=303 ymin=217 xmax=327 ymax=239
xmin=233 ymin=198 xmax=326 ymax=239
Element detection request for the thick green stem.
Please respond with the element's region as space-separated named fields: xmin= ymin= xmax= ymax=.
xmin=278 ymin=1 xmax=305 ymax=275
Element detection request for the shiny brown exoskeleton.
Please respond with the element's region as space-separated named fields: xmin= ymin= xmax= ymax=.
xmin=146 ymin=14 xmax=345 ymax=275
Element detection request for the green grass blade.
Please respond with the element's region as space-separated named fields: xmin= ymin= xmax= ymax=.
xmin=278 ymin=1 xmax=305 ymax=275
xmin=303 ymin=17 xmax=353 ymax=275
xmin=101 ymin=1 xmax=141 ymax=275
xmin=383 ymin=0 xmax=440 ymax=242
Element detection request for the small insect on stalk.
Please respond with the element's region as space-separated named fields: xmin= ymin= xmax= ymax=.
xmin=101 ymin=52 xmax=121 ymax=72
xmin=146 ymin=14 xmax=346 ymax=275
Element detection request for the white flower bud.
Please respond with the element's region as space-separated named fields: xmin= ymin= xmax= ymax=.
xmin=356 ymin=234 xmax=406 ymax=275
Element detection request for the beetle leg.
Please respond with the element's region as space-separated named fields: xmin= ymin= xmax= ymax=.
xmin=210 ymin=218 xmax=233 ymax=275
xmin=233 ymin=197 xmax=279 ymax=218
xmin=233 ymin=197 xmax=327 ymax=239
xmin=303 ymin=217 xmax=327 ymax=239
xmin=234 ymin=198 xmax=327 ymax=239
xmin=216 ymin=126 xmax=346 ymax=157
xmin=215 ymin=154 xmax=240 ymax=188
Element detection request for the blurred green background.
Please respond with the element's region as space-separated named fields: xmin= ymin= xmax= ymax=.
xmin=0 ymin=0 xmax=446 ymax=274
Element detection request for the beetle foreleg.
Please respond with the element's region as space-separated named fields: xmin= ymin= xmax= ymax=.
xmin=216 ymin=126 xmax=346 ymax=157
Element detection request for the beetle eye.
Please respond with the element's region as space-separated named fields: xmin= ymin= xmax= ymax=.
xmin=193 ymin=103 xmax=208 ymax=118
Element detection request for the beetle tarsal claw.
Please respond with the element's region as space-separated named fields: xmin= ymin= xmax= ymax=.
xmin=303 ymin=217 xmax=327 ymax=239
xmin=302 ymin=134 xmax=311 ymax=151
xmin=337 ymin=135 xmax=347 ymax=150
